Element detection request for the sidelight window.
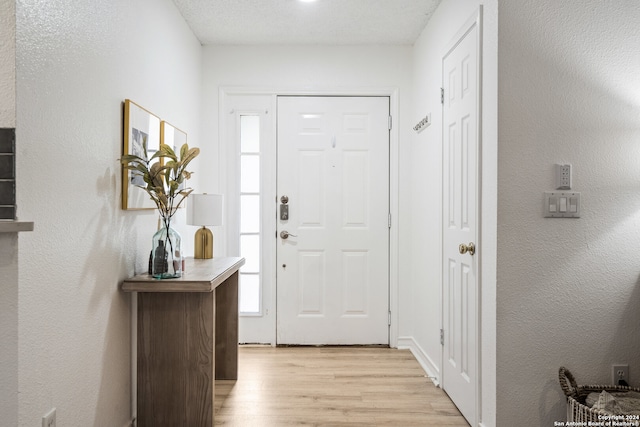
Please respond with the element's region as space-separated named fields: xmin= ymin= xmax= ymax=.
xmin=239 ymin=116 xmax=261 ymax=314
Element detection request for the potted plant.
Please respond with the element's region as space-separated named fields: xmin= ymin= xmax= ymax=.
xmin=122 ymin=141 xmax=200 ymax=278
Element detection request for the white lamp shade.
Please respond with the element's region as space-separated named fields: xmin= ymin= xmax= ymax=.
xmin=187 ymin=194 xmax=223 ymax=226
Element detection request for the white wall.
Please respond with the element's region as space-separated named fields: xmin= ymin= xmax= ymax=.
xmin=15 ymin=0 xmax=202 ymax=425
xmin=407 ymin=0 xmax=498 ymax=425
xmin=201 ymin=44 xmax=413 ymax=189
xmin=201 ymin=44 xmax=414 ymax=344
xmin=0 ymin=0 xmax=17 ymax=424
xmin=497 ymin=0 xmax=640 ymax=425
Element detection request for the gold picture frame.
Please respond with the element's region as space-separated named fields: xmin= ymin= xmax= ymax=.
xmin=122 ymin=99 xmax=161 ymax=210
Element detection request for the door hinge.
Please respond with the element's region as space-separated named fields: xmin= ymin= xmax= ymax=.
xmin=388 ymin=311 xmax=391 ymax=326
xmin=440 ymin=88 xmax=444 ymax=104
xmin=388 ymin=213 xmax=392 ymax=228
xmin=388 ymin=116 xmax=392 ymax=130
xmin=440 ymin=328 xmax=444 ymax=345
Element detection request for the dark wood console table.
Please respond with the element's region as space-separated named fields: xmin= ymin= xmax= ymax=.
xmin=122 ymin=257 xmax=245 ymax=426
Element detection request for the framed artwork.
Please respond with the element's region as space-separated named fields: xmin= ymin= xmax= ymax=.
xmin=122 ymin=99 xmax=161 ymax=210
xmin=160 ymin=121 xmax=187 ymax=154
xmin=161 ymin=121 xmax=188 ymax=192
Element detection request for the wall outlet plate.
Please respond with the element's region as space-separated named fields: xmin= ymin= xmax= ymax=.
xmin=556 ymin=164 xmax=572 ymax=189
xmin=612 ymin=364 xmax=629 ymax=385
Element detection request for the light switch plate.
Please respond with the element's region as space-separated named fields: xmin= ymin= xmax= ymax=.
xmin=544 ymin=191 xmax=580 ymax=218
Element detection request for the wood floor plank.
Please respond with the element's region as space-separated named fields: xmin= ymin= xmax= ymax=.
xmin=214 ymin=346 xmax=468 ymax=426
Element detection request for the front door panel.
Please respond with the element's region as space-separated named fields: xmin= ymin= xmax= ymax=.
xmin=276 ymin=96 xmax=389 ymax=345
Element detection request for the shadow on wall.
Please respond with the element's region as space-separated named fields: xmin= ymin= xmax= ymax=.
xmin=83 ymin=166 xmax=140 ymax=305
xmin=93 ymin=287 xmax=131 ymax=425
xmin=602 ymin=274 xmax=640 ymax=381
xmin=539 ymin=374 xmax=566 ymax=424
xmin=83 ymin=166 xmax=143 ymax=426
xmin=543 ymin=279 xmax=640 ymax=423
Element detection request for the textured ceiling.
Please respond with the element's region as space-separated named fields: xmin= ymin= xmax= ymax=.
xmin=172 ymin=0 xmax=442 ymax=45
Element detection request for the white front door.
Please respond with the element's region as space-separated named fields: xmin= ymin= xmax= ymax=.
xmin=441 ymin=13 xmax=481 ymax=425
xmin=276 ymin=96 xmax=390 ymax=345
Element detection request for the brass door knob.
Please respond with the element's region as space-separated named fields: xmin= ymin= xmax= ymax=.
xmin=458 ymin=242 xmax=476 ymax=256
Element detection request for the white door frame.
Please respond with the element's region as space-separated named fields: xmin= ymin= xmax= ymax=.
xmin=220 ymin=86 xmax=401 ymax=347
xmin=440 ymin=8 xmax=483 ymax=426
xmin=221 ymin=94 xmax=277 ymax=344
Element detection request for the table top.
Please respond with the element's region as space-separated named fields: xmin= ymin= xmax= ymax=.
xmin=121 ymin=257 xmax=245 ymax=293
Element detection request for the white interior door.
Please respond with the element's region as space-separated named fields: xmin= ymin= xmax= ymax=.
xmin=276 ymin=96 xmax=390 ymax=345
xmin=442 ymin=14 xmax=481 ymax=426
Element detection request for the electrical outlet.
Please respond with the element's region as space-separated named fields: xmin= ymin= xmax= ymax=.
xmin=612 ymin=364 xmax=629 ymax=385
xmin=556 ymin=164 xmax=572 ymax=189
xmin=42 ymin=408 xmax=56 ymax=427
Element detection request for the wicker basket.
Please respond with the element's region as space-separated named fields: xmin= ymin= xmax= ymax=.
xmin=559 ymin=366 xmax=640 ymax=422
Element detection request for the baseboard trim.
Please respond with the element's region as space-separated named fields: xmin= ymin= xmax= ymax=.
xmin=397 ymin=336 xmax=440 ymax=386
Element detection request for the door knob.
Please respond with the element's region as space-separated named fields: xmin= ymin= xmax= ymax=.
xmin=280 ymin=230 xmax=298 ymax=239
xmin=458 ymin=242 xmax=476 ymax=256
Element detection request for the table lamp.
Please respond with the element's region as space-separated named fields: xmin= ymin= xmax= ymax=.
xmin=187 ymin=193 xmax=223 ymax=259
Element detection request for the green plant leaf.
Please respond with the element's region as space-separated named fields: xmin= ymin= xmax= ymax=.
xmin=157 ymin=144 xmax=178 ymax=161
xmin=122 ymin=138 xmax=200 ymax=219
xmin=121 ymin=154 xmax=147 ymax=165
xmin=181 ymin=147 xmax=200 ymax=167
xmin=179 ymin=143 xmax=189 ymax=161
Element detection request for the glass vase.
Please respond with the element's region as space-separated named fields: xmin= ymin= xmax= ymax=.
xmin=151 ymin=223 xmax=182 ymax=279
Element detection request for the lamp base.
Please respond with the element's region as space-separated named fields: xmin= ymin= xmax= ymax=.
xmin=194 ymin=226 xmax=214 ymax=259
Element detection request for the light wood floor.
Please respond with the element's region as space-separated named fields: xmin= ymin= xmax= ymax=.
xmin=214 ymin=346 xmax=469 ymax=426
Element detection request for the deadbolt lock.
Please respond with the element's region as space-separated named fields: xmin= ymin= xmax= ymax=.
xmin=280 ymin=195 xmax=289 ymax=220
